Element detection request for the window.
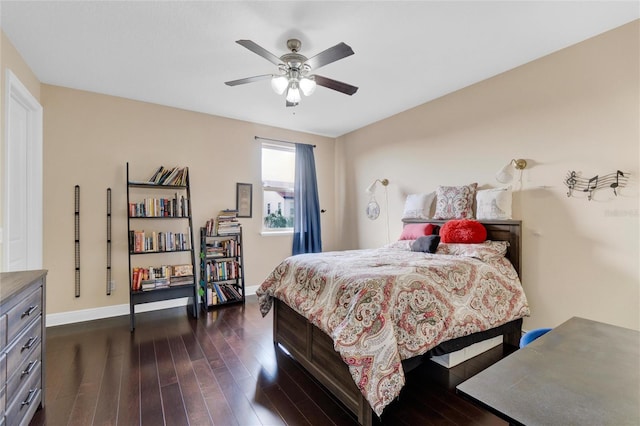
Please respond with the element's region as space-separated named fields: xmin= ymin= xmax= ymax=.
xmin=262 ymin=141 xmax=295 ymax=232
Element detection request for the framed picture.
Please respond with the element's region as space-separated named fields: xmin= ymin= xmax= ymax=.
xmin=236 ymin=182 xmax=253 ymax=218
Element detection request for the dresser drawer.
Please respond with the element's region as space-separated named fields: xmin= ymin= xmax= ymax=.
xmin=0 ymin=315 xmax=6 ymax=351
xmin=5 ymin=319 xmax=41 ymax=378
xmin=6 ymin=344 xmax=40 ymax=400
xmin=6 ymin=287 xmax=42 ymax=343
xmin=5 ymin=362 xmax=40 ymax=426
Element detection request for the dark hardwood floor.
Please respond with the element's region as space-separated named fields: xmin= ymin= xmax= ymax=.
xmin=30 ymin=295 xmax=514 ymax=425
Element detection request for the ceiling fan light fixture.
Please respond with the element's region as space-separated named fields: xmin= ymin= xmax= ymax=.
xmin=286 ymin=82 xmax=301 ymax=103
xmin=227 ymin=38 xmax=358 ymax=106
xmin=271 ymin=75 xmax=288 ymax=95
xmin=299 ymin=76 xmax=316 ymax=96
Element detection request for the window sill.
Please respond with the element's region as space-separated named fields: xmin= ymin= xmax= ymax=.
xmin=261 ymin=229 xmax=293 ymax=237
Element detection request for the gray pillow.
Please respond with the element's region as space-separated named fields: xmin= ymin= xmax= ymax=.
xmin=411 ymin=235 xmax=441 ymax=253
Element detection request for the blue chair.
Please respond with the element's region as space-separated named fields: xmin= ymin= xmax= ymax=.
xmin=519 ymin=328 xmax=552 ymax=348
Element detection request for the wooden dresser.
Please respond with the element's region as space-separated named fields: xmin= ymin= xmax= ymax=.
xmin=0 ymin=270 xmax=47 ymax=426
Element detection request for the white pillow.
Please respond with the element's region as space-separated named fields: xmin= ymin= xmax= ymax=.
xmin=402 ymin=192 xmax=436 ymax=219
xmin=476 ymin=187 xmax=512 ymax=220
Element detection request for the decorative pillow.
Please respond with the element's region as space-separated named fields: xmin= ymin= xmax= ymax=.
xmin=411 ymin=235 xmax=441 ymax=253
xmin=434 ymin=183 xmax=478 ymax=219
xmin=437 ymin=241 xmax=509 ymax=260
xmin=399 ymin=223 xmax=435 ymax=240
xmin=440 ymin=219 xmax=487 ymax=243
xmin=476 ymin=187 xmax=512 ymax=220
xmin=402 ymin=192 xmax=436 ymax=219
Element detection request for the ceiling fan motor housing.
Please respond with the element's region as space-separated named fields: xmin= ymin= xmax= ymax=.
xmin=281 ymin=40 xmax=308 ymax=73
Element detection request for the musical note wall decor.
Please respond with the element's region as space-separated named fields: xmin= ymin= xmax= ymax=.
xmin=564 ymin=170 xmax=629 ymax=200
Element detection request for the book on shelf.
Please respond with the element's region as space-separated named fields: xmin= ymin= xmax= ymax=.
xmin=172 ymin=264 xmax=193 ymax=277
xmin=140 ymin=278 xmax=170 ymax=291
xmin=170 ymin=276 xmax=194 ymax=286
xmin=132 ymin=264 xmax=194 ymax=291
xmin=212 ymin=282 xmax=226 ymax=303
xmin=206 ymin=287 xmax=218 ymax=305
xmin=129 ymin=229 xmax=191 ymax=253
xmin=204 ymin=259 xmax=240 ymax=282
xmin=146 ymin=166 xmax=189 ymax=186
xmin=204 ymin=218 xmax=217 ymax=236
xmin=128 ymin=194 xmax=190 ymax=218
xmin=205 ymin=246 xmax=225 ymax=258
xmin=221 ymin=283 xmax=242 ymax=300
xmin=208 ymin=282 xmax=241 ymax=303
xmin=204 ymin=239 xmax=239 ymax=258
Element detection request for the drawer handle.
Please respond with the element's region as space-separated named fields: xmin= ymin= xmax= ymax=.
xmin=21 ymin=389 xmax=37 ymax=406
xmin=21 ymin=360 xmax=37 ymax=377
xmin=21 ymin=305 xmax=38 ymax=318
xmin=21 ymin=337 xmax=36 ymax=351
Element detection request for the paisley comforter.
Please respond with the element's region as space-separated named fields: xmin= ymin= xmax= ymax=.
xmin=256 ymin=241 xmax=530 ymax=416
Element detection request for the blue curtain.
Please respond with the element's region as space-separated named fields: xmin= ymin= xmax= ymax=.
xmin=292 ymin=143 xmax=322 ymax=255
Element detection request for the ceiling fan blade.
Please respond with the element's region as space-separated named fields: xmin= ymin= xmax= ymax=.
xmin=314 ymin=75 xmax=358 ymax=96
xmin=236 ymin=40 xmax=283 ymax=66
xmin=225 ymin=74 xmax=272 ymax=86
xmin=305 ymin=42 xmax=354 ymax=70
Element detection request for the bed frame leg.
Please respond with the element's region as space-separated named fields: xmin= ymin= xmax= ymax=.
xmin=503 ymin=329 xmax=521 ymax=348
xmin=357 ymin=394 xmax=374 ymax=426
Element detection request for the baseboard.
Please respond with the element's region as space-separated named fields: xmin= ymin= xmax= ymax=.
xmin=47 ymin=297 xmax=189 ymax=327
xmin=46 ymin=285 xmax=261 ymax=327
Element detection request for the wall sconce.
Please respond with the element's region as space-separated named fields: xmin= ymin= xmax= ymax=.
xmin=365 ymin=178 xmax=389 ymax=220
xmin=496 ymin=159 xmax=527 ymax=184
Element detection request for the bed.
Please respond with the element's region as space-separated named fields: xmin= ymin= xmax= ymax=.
xmin=256 ymin=219 xmax=529 ymax=425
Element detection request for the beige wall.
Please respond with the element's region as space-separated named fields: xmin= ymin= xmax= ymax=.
xmin=3 ymin=22 xmax=638 ymax=332
xmin=0 ymin=30 xmax=42 ymax=265
xmin=41 ymin=85 xmax=335 ymax=314
xmin=339 ymin=21 xmax=640 ymax=331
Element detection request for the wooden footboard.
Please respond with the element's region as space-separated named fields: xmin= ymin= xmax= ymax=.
xmin=273 ymin=298 xmax=523 ymax=426
xmin=273 ymin=299 xmax=374 ymax=426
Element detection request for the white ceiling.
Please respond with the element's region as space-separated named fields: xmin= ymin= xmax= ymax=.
xmin=1 ymin=1 xmax=638 ymax=137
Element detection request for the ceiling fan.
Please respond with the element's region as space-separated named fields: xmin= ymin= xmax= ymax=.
xmin=225 ymin=38 xmax=358 ymax=107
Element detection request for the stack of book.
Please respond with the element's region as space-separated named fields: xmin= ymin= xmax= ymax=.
xmin=131 ymin=264 xmax=194 ymax=291
xmin=170 ymin=264 xmax=193 ymax=287
xmin=148 ymin=166 xmax=189 ymax=186
xmin=216 ymin=209 xmax=241 ymax=235
xmin=141 ymin=278 xmax=170 ymax=291
xmin=205 ymin=245 xmax=225 ymax=258
xmin=204 ymin=239 xmax=239 ymax=258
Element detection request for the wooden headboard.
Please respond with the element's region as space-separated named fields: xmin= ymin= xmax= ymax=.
xmin=402 ymin=219 xmax=522 ymax=277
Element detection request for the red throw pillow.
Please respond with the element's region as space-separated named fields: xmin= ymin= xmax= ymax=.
xmin=399 ymin=223 xmax=435 ymax=240
xmin=440 ymin=219 xmax=487 ymax=243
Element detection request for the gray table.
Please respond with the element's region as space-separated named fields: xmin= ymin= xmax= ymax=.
xmin=457 ymin=317 xmax=639 ymax=426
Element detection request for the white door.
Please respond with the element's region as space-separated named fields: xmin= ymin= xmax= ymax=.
xmin=3 ymin=70 xmax=43 ymax=272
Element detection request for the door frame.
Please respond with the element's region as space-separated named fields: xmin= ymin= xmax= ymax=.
xmin=2 ymin=69 xmax=43 ymax=271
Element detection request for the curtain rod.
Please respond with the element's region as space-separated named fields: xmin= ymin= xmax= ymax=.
xmin=254 ymin=136 xmax=316 ymax=148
